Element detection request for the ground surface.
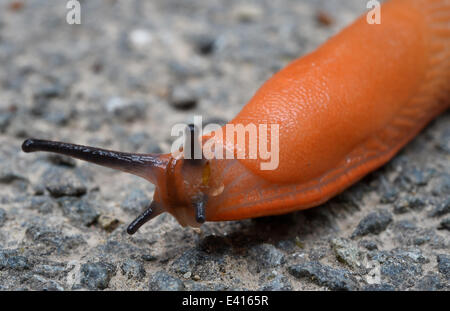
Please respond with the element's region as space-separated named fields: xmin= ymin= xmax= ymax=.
xmin=0 ymin=0 xmax=448 ymax=291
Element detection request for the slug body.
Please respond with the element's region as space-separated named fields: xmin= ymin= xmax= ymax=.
xmin=22 ymin=0 xmax=449 ymax=233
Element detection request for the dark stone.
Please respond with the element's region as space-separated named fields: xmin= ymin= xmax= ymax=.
xmin=393 ymin=196 xmax=425 ymax=214
xmin=42 ymin=167 xmax=87 ymax=198
xmin=25 ymin=274 xmax=65 ymax=291
xmin=25 ymin=224 xmax=86 ymax=254
xmin=413 ymin=231 xmax=433 ymax=246
xmin=359 ymin=240 xmax=378 ymax=251
xmin=47 ymin=154 xmax=76 ymax=167
xmin=259 ymin=275 xmax=292 ymax=291
xmin=435 ymin=128 xmax=450 ymax=153
xmin=378 ymin=180 xmax=398 ymax=204
xmin=33 ymin=184 xmax=46 ymax=195
xmin=0 ymin=249 xmax=31 ymax=271
xmin=436 ymin=254 xmax=450 ymax=280
xmin=193 ymin=35 xmax=216 ymax=55
xmin=276 ymin=239 xmax=297 ymax=252
xmin=198 ymin=235 xmax=231 ymax=254
xmin=33 ymin=84 xmax=66 ymax=100
xmin=394 ymin=249 xmax=428 ymax=264
xmin=415 ymin=273 xmax=445 ymax=290
xmin=171 ymin=249 xmax=203 ymax=275
xmin=170 ymin=248 xmax=225 ymax=280
xmin=393 ymin=219 xmax=417 ymax=232
xmin=405 ymin=167 xmax=434 ymax=186
xmin=428 ymin=198 xmax=450 ymax=217
xmin=80 ymin=262 xmax=117 ymax=290
xmin=186 ymin=282 xmax=210 ymax=291
xmin=169 ymin=86 xmax=198 ymax=110
xmin=431 ymin=174 xmax=450 ymax=197
xmin=33 ymin=262 xmax=68 ymax=279
xmin=121 ymin=259 xmax=146 ymax=280
xmin=27 ymin=196 xmax=57 ymax=214
xmin=248 ymin=244 xmax=285 ymax=271
xmin=168 ymin=61 xmax=204 ymax=79
xmin=308 ymin=247 xmax=328 ymax=261
xmin=288 ymin=262 xmax=358 ymax=290
xmin=141 ymin=254 xmax=157 ymax=262
xmin=57 ymin=197 xmax=99 ymax=226
xmin=121 ymin=189 xmax=151 ymax=215
xmin=438 ymin=217 xmax=450 ymax=231
xmin=0 ymin=167 xmax=28 ymax=184
xmin=351 ymin=210 xmax=392 ymax=238
xmin=149 ymin=270 xmax=185 ymax=291
xmin=96 ymin=240 xmax=143 ymax=259
xmin=369 ymin=250 xmax=424 ymax=288
xmin=105 ymin=97 xmax=147 ymax=122
xmin=0 ymin=208 xmax=6 ymax=227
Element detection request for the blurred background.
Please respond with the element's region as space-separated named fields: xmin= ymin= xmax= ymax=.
xmin=0 ymin=0 xmax=448 ymax=291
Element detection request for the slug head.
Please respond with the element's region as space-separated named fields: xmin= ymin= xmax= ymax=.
xmin=21 ymin=131 xmax=212 ymax=234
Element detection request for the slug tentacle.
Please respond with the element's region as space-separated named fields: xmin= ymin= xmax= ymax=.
xmin=127 ymin=201 xmax=163 ymax=235
xmin=21 ymin=138 xmax=168 ymax=184
xmin=193 ymin=194 xmax=207 ymax=223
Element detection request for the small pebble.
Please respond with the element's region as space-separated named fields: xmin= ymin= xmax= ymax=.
xmin=0 ymin=208 xmax=6 ymax=227
xmin=105 ymin=97 xmax=147 ymax=122
xmin=169 ymin=86 xmax=198 ymax=110
xmin=58 ymin=197 xmax=99 ymax=226
xmin=438 ymin=217 xmax=450 ymax=231
xmin=288 ymin=261 xmax=358 ymax=291
xmin=0 ymin=167 xmax=27 ymax=184
xmin=248 ymin=244 xmax=285 ymax=270
xmin=415 ymin=273 xmax=445 ymax=290
xmin=359 ymin=240 xmax=378 ymax=251
xmin=149 ymin=271 xmax=185 ymax=291
xmin=233 ymin=4 xmax=263 ymax=23
xmin=330 ymin=238 xmax=363 ymax=269
xmin=258 ymin=275 xmax=292 ymax=291
xmin=0 ymin=249 xmax=30 ymax=271
xmin=129 ymin=29 xmax=153 ymax=48
xmin=193 ymin=35 xmax=216 ymax=55
xmin=43 ymin=170 xmax=87 ymax=198
xmin=393 ymin=196 xmax=425 ymax=214
xmin=316 ymin=11 xmax=334 ymax=26
xmin=98 ymin=215 xmax=120 ymax=232
xmin=47 ymin=154 xmax=76 ymax=167
xmin=437 ymin=254 xmax=450 ymax=280
xmin=370 ymin=250 xmax=424 ymax=288
xmin=27 ymin=196 xmax=57 ymax=214
xmin=121 ymin=259 xmax=146 ymax=280
xmin=80 ymin=262 xmax=116 ymax=290
xmin=351 ymin=210 xmax=393 ymax=238
xmin=428 ymin=198 xmax=450 ymax=217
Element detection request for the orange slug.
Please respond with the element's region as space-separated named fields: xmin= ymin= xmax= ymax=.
xmin=22 ymin=0 xmax=449 ymax=234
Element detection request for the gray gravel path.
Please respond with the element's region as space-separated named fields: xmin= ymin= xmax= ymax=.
xmin=0 ymin=0 xmax=448 ymax=290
